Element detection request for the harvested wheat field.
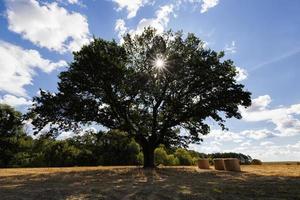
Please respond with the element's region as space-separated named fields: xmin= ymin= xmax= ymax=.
xmin=0 ymin=164 xmax=299 ymax=200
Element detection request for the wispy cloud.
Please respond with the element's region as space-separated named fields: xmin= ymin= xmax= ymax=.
xmin=250 ymin=48 xmax=300 ymax=71
xmin=224 ymin=40 xmax=237 ymax=54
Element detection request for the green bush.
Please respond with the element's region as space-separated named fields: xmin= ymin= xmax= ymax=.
xmin=167 ymin=154 xmax=179 ymax=166
xmin=175 ymin=148 xmax=193 ymax=165
xmin=155 ymin=147 xmax=169 ymax=166
xmin=137 ymin=152 xmax=144 ymax=166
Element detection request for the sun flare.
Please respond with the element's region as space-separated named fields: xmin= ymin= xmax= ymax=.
xmin=153 ymin=56 xmax=167 ymax=71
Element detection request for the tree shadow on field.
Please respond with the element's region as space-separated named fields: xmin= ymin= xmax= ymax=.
xmin=0 ymin=167 xmax=299 ymax=200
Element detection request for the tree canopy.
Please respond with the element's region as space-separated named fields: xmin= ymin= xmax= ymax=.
xmin=27 ymin=28 xmax=251 ymax=167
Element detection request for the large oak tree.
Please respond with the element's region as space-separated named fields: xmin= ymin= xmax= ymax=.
xmin=27 ymin=28 xmax=251 ymax=168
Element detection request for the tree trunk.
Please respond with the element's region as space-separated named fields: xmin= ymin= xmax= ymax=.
xmin=142 ymin=145 xmax=155 ymax=168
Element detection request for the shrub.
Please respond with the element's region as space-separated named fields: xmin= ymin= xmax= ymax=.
xmin=155 ymin=147 xmax=169 ymax=166
xmin=167 ymin=154 xmax=179 ymax=166
xmin=175 ymin=148 xmax=193 ymax=165
xmin=137 ymin=152 xmax=144 ymax=166
xmin=155 ymin=146 xmax=179 ymax=166
xmin=251 ymin=159 xmax=262 ymax=165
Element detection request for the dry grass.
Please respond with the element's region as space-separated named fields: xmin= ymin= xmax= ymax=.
xmin=0 ymin=164 xmax=299 ymax=200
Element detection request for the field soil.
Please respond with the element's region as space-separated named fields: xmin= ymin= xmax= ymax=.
xmin=0 ymin=164 xmax=299 ymax=200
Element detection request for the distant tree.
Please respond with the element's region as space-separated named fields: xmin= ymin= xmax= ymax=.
xmin=9 ymin=135 xmax=34 ymax=167
xmin=0 ymin=104 xmax=27 ymax=167
xmin=95 ymin=130 xmax=141 ymax=165
xmin=27 ymin=28 xmax=251 ymax=168
xmin=207 ymin=152 xmax=252 ymax=164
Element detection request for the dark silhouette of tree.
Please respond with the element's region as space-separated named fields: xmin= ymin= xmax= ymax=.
xmin=27 ymin=28 xmax=251 ymax=168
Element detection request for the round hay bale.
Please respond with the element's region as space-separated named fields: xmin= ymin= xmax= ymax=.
xmin=224 ymin=158 xmax=241 ymax=172
xmin=213 ymin=159 xmax=225 ymax=170
xmin=197 ymin=159 xmax=210 ymax=169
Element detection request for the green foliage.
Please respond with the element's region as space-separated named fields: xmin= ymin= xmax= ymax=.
xmin=26 ymin=28 xmax=251 ymax=167
xmin=0 ymin=104 xmax=23 ymax=137
xmin=0 ymin=123 xmax=253 ymax=167
xmin=175 ymin=148 xmax=193 ymax=165
xmin=167 ymin=154 xmax=180 ymax=166
xmin=10 ymin=152 xmax=32 ymax=167
xmin=96 ymin=130 xmax=141 ymax=165
xmin=155 ymin=145 xmax=180 ymax=166
xmin=0 ymin=103 xmax=253 ymax=167
xmin=0 ymin=104 xmax=28 ymax=167
xmin=155 ymin=146 xmax=168 ymax=165
xmin=137 ymin=152 xmax=144 ymax=166
xmin=43 ymin=140 xmax=81 ymax=167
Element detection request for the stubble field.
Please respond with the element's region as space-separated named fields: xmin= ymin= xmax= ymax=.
xmin=0 ymin=164 xmax=299 ymax=200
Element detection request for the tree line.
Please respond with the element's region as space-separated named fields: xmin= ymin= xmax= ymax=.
xmin=1 ymin=103 xmax=253 ymax=168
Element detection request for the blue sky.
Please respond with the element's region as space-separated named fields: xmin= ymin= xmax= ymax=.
xmin=0 ymin=0 xmax=300 ymax=161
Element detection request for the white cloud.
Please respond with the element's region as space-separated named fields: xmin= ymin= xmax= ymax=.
xmin=0 ymin=94 xmax=32 ymax=107
xmin=233 ymin=139 xmax=243 ymax=143
xmin=0 ymin=40 xmax=66 ymax=97
xmin=115 ymin=19 xmax=128 ymax=42
xmin=56 ymin=127 xmax=97 ymax=140
xmin=227 ymin=141 xmax=300 ymax=161
xmin=140 ymin=4 xmax=174 ymax=35
xmin=205 ymin=128 xmax=275 ymax=142
xmin=241 ymin=129 xmax=275 ymax=140
xmin=115 ymin=4 xmax=174 ymax=41
xmin=191 ymin=95 xmax=300 ymax=161
xmin=190 ymin=141 xmax=221 ymax=153
xmin=235 ymin=67 xmax=248 ymax=81
xmin=6 ymin=0 xmax=90 ymax=53
xmin=194 ymin=133 xmax=300 ymax=161
xmin=175 ymin=0 xmax=220 ymax=13
xmin=273 ymin=115 xmax=300 ymax=136
xmin=112 ymin=0 xmax=151 ymax=19
xmin=56 ymin=0 xmax=79 ymax=5
xmin=204 ymin=126 xmax=277 ymax=143
xmin=204 ymin=129 xmax=243 ymax=142
xmin=133 ymin=4 xmax=174 ymax=35
xmin=67 ymin=0 xmax=79 ymax=4
xmin=241 ymin=95 xmax=300 ymax=137
xmin=247 ymin=95 xmax=271 ymax=111
xmin=225 ymin=40 xmax=236 ymax=54
xmin=260 ymin=141 xmax=274 ymax=146
xmin=200 ymin=0 xmax=219 ymax=13
xmin=191 ymin=127 xmax=300 ymax=161
xmin=240 ymin=140 xmax=251 ymax=147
